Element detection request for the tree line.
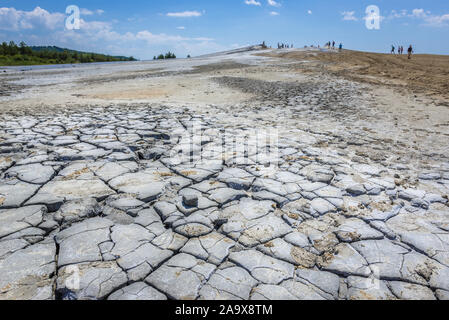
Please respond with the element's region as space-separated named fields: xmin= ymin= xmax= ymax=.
xmin=0 ymin=41 xmax=136 ymax=66
xmin=153 ymin=52 xmax=177 ymax=60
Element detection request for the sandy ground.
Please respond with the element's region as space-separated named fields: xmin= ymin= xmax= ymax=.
xmin=0 ymin=48 xmax=449 ymax=300
xmin=259 ymin=49 xmax=449 ymax=105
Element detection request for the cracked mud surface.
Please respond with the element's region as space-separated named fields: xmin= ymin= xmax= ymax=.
xmin=0 ymin=48 xmax=448 ymax=300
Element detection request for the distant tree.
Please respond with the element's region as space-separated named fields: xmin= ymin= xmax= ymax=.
xmin=19 ymin=42 xmax=27 ymax=54
xmin=8 ymin=41 xmax=19 ymax=55
xmin=61 ymin=50 xmax=69 ymax=61
xmin=0 ymin=42 xmax=7 ymax=55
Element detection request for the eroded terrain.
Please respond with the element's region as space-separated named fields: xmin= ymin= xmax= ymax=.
xmin=0 ymin=48 xmax=448 ymax=300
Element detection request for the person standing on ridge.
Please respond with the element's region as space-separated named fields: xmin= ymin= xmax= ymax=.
xmin=391 ymin=45 xmax=395 ymax=54
xmin=339 ymin=43 xmax=343 ymax=52
xmin=408 ymin=45 xmax=413 ymax=59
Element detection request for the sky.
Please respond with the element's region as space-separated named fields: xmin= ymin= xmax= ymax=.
xmin=0 ymin=0 xmax=448 ymax=59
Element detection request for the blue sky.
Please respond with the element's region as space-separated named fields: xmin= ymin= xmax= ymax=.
xmin=0 ymin=0 xmax=448 ymax=59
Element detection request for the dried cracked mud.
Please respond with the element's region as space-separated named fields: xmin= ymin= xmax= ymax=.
xmin=0 ymin=48 xmax=448 ymax=300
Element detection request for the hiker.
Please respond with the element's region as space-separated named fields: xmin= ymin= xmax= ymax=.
xmin=391 ymin=45 xmax=395 ymax=54
xmin=408 ymin=45 xmax=413 ymax=59
xmin=339 ymin=43 xmax=343 ymax=52
xmin=332 ymin=41 xmax=335 ymax=49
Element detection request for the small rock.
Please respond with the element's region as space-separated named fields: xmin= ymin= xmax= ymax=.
xmin=183 ymin=194 xmax=199 ymax=207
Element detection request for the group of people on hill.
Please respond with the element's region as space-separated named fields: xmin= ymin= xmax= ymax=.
xmin=391 ymin=44 xmax=414 ymax=59
xmin=277 ymin=43 xmax=294 ymax=49
xmin=303 ymin=41 xmax=343 ymax=52
xmin=325 ymin=41 xmax=343 ymax=52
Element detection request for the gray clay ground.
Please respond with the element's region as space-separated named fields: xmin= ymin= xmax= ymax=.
xmin=0 ymin=48 xmax=449 ymax=300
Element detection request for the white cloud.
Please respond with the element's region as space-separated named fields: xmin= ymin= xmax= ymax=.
xmin=384 ymin=8 xmax=448 ymax=27
xmin=0 ymin=6 xmax=240 ymax=58
xmin=245 ymin=0 xmax=261 ymax=6
xmin=410 ymin=9 xmax=449 ymax=27
xmin=0 ymin=6 xmax=65 ymax=31
xmin=177 ymin=26 xmax=186 ymax=30
xmin=267 ymin=0 xmax=281 ymax=7
xmin=135 ymin=31 xmax=193 ymax=44
xmin=80 ymin=8 xmax=94 ymax=15
xmin=308 ymin=10 xmax=312 ymax=15
xmin=166 ymin=11 xmax=202 ymax=18
xmin=77 ymin=8 xmax=105 ymax=16
xmin=424 ymin=14 xmax=449 ymax=27
xmin=342 ymin=11 xmax=358 ymax=21
xmin=388 ymin=8 xmax=449 ymax=27
xmin=270 ymin=11 xmax=280 ymax=16
xmin=389 ymin=9 xmax=408 ymax=19
xmin=410 ymin=8 xmax=426 ymax=18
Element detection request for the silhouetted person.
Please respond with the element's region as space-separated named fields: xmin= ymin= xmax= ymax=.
xmin=408 ymin=45 xmax=413 ymax=59
xmin=339 ymin=43 xmax=343 ymax=52
xmin=391 ymin=45 xmax=395 ymax=54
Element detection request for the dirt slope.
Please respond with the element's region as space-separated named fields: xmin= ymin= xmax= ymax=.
xmin=259 ymin=50 xmax=449 ymax=105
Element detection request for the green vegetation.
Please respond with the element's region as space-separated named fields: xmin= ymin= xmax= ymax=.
xmin=153 ymin=52 xmax=177 ymax=60
xmin=0 ymin=41 xmax=137 ymax=66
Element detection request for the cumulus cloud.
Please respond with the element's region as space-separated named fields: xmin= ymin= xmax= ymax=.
xmin=80 ymin=8 xmax=105 ymax=16
xmin=0 ymin=6 xmax=219 ymax=58
xmin=389 ymin=9 xmax=408 ymax=19
xmin=388 ymin=8 xmax=449 ymax=27
xmin=166 ymin=11 xmax=202 ymax=18
xmin=424 ymin=14 xmax=449 ymax=27
xmin=0 ymin=6 xmax=65 ymax=31
xmin=412 ymin=9 xmax=449 ymax=27
xmin=267 ymin=0 xmax=281 ymax=7
xmin=244 ymin=0 xmax=261 ymax=6
xmin=134 ymin=30 xmax=208 ymax=44
xmin=410 ymin=8 xmax=427 ymax=19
